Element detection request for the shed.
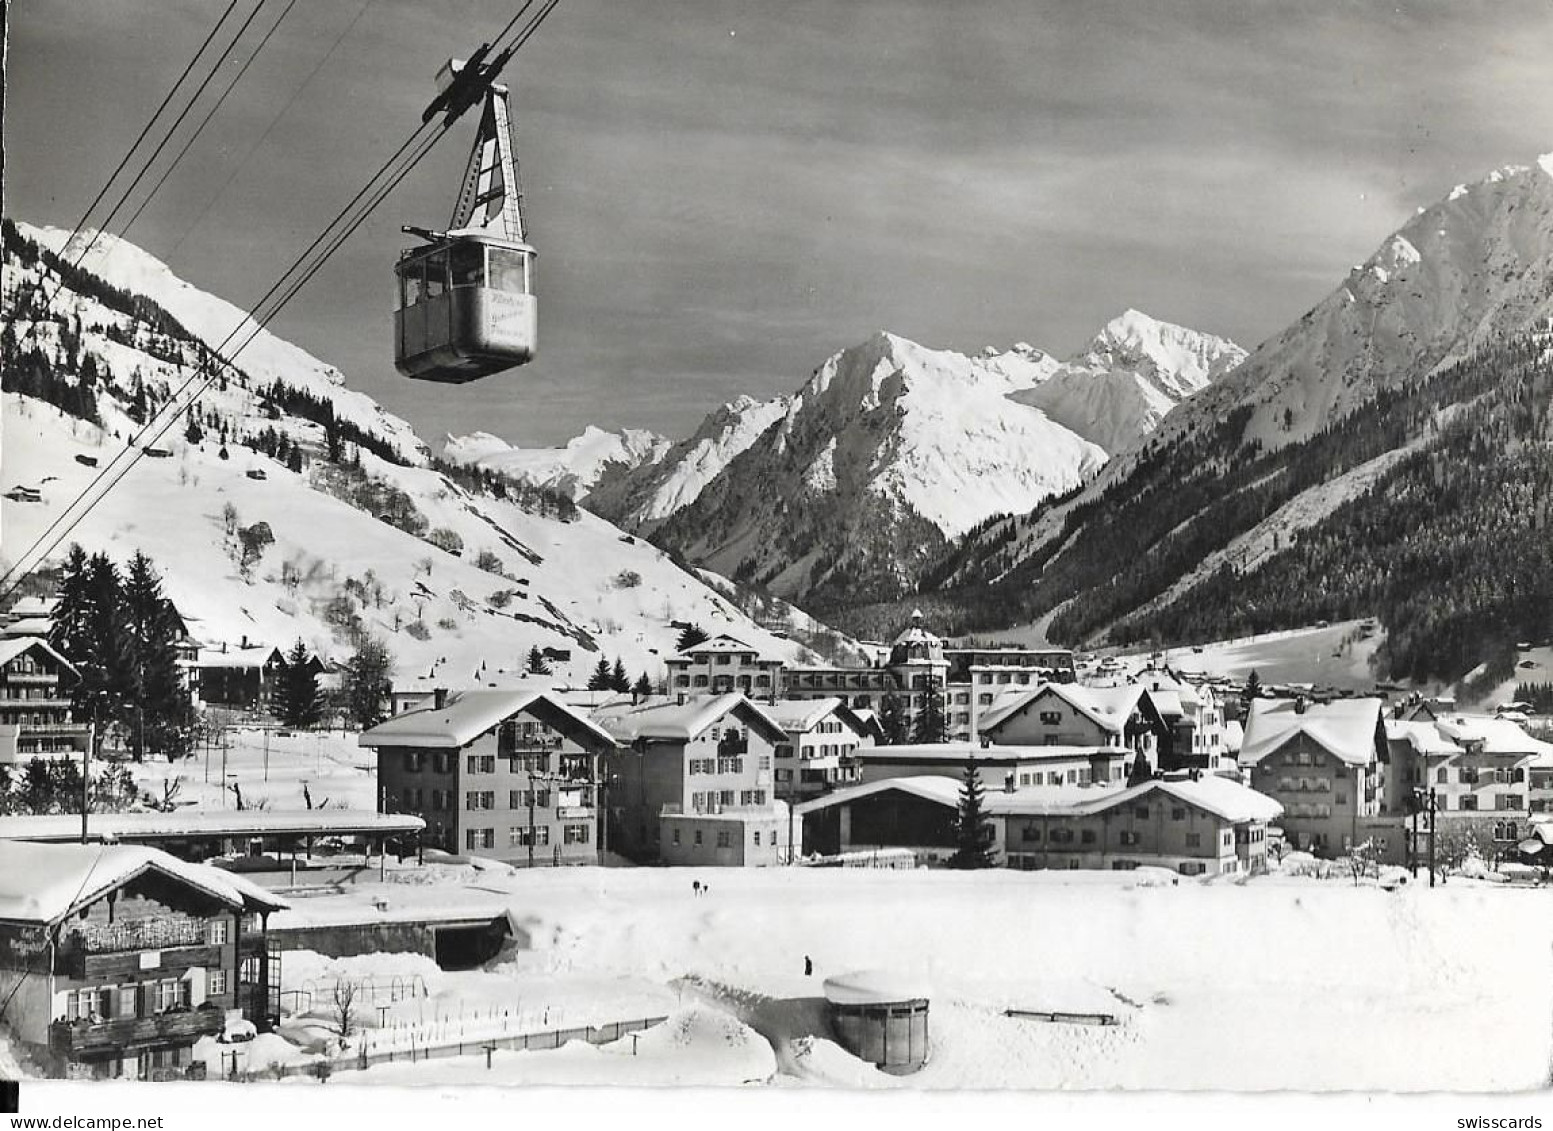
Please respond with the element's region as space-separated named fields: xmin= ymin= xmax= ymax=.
xmin=821 ymin=969 xmax=930 ymax=1074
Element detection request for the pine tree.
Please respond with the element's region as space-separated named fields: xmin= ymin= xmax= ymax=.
xmin=676 ymin=624 xmax=710 ymax=652
xmin=910 ymin=677 xmax=948 ymax=743
xmin=879 ymin=693 xmax=910 ymax=745
xmin=632 ymin=672 xmax=653 ymax=699
xmin=122 ymin=551 xmax=192 ymax=758
xmin=343 ymin=636 xmax=392 ymax=729
xmin=525 ymin=646 xmax=550 ymax=675
xmin=49 ymin=544 xmax=94 ymax=660
xmin=951 ymin=760 xmax=996 ymax=869
xmin=587 ymin=657 xmax=613 ymax=691
xmin=1241 ymin=669 xmax=1263 ymax=711
xmin=610 ymin=657 xmax=631 ymax=693
xmin=73 ymin=553 xmax=132 ymax=738
xmin=277 ymin=639 xmax=324 ymax=728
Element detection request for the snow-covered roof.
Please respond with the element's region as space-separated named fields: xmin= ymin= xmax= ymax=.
xmin=195 ymin=645 xmax=282 ymax=670
xmin=862 ymin=742 xmax=1125 ymax=765
xmin=0 ymin=841 xmax=288 ymax=926
xmin=0 ymin=617 xmax=54 ymax=638
xmin=590 ymin=693 xmax=786 ymax=744
xmin=0 ymin=809 xmax=426 ymax=843
xmin=675 ymin=634 xmax=779 ymax=661
xmin=1222 ymin=719 xmax=1245 ymax=754
xmin=761 ymin=697 xmax=872 ymax=736
xmin=797 ymin=773 xmax=1281 ymax=825
xmin=979 ymin=683 xmax=1144 ymax=736
xmin=6 ymin=596 xmax=56 ymax=619
xmin=359 ymin=689 xmax=616 ymax=750
xmin=1384 ymin=719 xmax=1464 ymax=757
xmin=822 ymin=969 xmax=931 ymax=1005
xmin=1239 ymin=698 xmax=1383 ymax=768
xmin=0 ymin=635 xmax=78 ymax=677
xmin=1433 ymin=716 xmax=1553 ymax=760
xmin=794 ymin=775 xmax=963 ymax=816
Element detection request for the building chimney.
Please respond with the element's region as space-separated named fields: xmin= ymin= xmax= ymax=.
xmin=433 ymin=687 xmax=448 ymax=710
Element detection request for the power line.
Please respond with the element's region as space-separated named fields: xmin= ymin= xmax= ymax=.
xmin=0 ymin=0 xmax=565 ymax=601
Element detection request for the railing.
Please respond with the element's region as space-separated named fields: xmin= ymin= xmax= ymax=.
xmin=555 ymin=806 xmax=593 ymax=819
xmin=0 ymin=696 xmax=73 ymax=709
xmin=69 ymin=918 xmax=205 ymax=953
xmin=49 ymin=1006 xmax=224 ymax=1056
xmin=13 ymin=722 xmax=90 ymax=735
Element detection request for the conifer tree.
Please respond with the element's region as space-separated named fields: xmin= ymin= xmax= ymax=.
xmin=632 ymin=672 xmax=654 ymax=699
xmin=676 ymin=624 xmax=710 ymax=651
xmin=609 ymin=657 xmax=631 ymax=693
xmin=277 ymin=639 xmax=324 ymax=729
xmin=342 ymin=636 xmax=392 ymax=729
xmin=910 ymin=677 xmax=948 ymax=744
xmin=951 ymin=760 xmax=996 ymax=869
xmin=587 ymin=657 xmax=613 ymax=691
xmin=123 ymin=551 xmax=192 ymax=758
xmin=525 ymin=646 xmax=550 ymax=675
xmin=879 ymin=693 xmax=910 ymax=745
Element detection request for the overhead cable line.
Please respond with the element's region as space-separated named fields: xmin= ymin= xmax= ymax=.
xmin=0 ymin=0 xmax=565 ymax=602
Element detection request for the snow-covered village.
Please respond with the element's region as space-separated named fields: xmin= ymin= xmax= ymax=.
xmin=6 ymin=2 xmax=1553 ymax=1127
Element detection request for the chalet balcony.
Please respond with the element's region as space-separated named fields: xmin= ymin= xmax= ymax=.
xmin=49 ymin=1005 xmax=224 ymax=1057
xmin=0 ymin=695 xmax=74 ymax=709
xmin=555 ymin=805 xmax=594 ymax=819
xmin=56 ymin=920 xmax=220 ymax=980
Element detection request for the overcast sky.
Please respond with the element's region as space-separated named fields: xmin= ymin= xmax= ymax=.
xmin=10 ymin=0 xmax=1553 ymax=447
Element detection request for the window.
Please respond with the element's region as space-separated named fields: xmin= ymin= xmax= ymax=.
xmin=489 ymin=246 xmax=530 ymax=295
xmin=1459 ymin=795 xmax=1477 ymax=811
xmin=1459 ymin=767 xmax=1479 ymax=785
xmin=1080 ymin=829 xmax=1096 ymax=845
xmin=716 ymin=830 xmax=731 ymax=848
xmin=672 ymin=828 xmax=681 ymax=845
xmin=119 ymin=986 xmax=138 ymax=1019
xmin=694 ymin=830 xmax=703 ymax=846
xmin=1119 ymin=830 xmax=1140 ymax=847
xmin=1039 ymin=711 xmax=1062 ymax=726
xmin=156 ymin=980 xmax=182 ymax=1013
xmin=1171 ymin=807 xmax=1186 ymax=821
xmin=466 ymin=791 xmax=494 ymax=810
xmin=1178 ymin=861 xmax=1207 ymax=876
xmin=206 ymin=919 xmax=229 ymax=946
xmin=719 ymin=790 xmax=735 ymax=806
xmin=403 ymin=751 xmax=424 ymax=773
xmin=564 ymin=824 xmax=590 ymax=845
xmin=1185 ymin=833 xmax=1202 ymax=848
xmin=208 ymin=969 xmax=228 ymax=997
xmin=467 ymin=754 xmax=495 ymax=774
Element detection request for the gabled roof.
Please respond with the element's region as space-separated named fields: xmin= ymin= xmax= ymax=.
xmin=1238 ymin=698 xmax=1384 ymax=768
xmin=1384 ymin=719 xmax=1464 ymax=757
xmin=979 ymin=682 xmax=1143 ymax=736
xmin=0 ymin=635 xmax=78 ymax=677
xmin=761 ymin=697 xmax=874 ymax=737
xmin=675 ymin=634 xmax=779 ymax=661
xmin=195 ymin=645 xmax=283 ymax=670
xmin=359 ymin=689 xmax=616 ymax=750
xmin=590 ymin=693 xmax=787 ymax=745
xmin=1433 ymin=715 xmax=1553 ymax=759
xmin=0 ymin=841 xmax=288 ymax=926
xmin=796 ymin=773 xmax=1281 ymax=825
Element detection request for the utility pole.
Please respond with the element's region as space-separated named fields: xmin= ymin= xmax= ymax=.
xmin=81 ymin=720 xmax=94 ymax=844
xmin=1428 ymin=787 xmax=1437 ymax=888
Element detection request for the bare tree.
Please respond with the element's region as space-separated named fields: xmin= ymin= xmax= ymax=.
xmin=332 ymin=979 xmax=359 ymax=1040
xmin=1341 ymin=838 xmax=1378 ymax=886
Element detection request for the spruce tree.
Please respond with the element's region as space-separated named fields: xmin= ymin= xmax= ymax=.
xmin=632 ymin=672 xmax=653 ymax=699
xmin=910 ymin=677 xmax=948 ymax=744
xmin=50 ymin=544 xmax=94 ymax=660
xmin=951 ymin=760 xmax=996 ymax=869
xmin=277 ymin=639 xmax=324 ymax=728
xmin=879 ymin=693 xmax=910 ymax=745
xmin=342 ymin=636 xmax=392 ymax=729
xmin=122 ymin=551 xmax=192 ymax=758
xmin=587 ymin=657 xmax=613 ymax=691
xmin=676 ymin=624 xmax=710 ymax=652
xmin=525 ymin=646 xmax=550 ymax=675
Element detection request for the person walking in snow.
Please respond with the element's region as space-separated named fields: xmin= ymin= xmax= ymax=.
xmin=692 ymin=880 xmax=701 ymax=897
xmin=804 ymin=955 xmax=813 ymax=976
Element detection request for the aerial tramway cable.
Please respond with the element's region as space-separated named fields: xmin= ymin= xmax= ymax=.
xmin=0 ymin=0 xmax=564 ymax=602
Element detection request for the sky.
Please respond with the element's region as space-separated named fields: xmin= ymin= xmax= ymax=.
xmin=10 ymin=0 xmax=1553 ymax=448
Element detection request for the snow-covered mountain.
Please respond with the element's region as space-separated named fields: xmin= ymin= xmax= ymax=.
xmin=932 ymin=152 xmax=1553 ymax=652
xmin=642 ymin=331 xmax=1109 ymax=608
xmin=583 ymin=393 xmax=791 ymax=533
xmin=441 ymin=425 xmax=670 ymax=500
xmin=1 ymin=221 xmax=854 ymax=686
xmin=1011 ymin=311 xmax=1246 ymax=455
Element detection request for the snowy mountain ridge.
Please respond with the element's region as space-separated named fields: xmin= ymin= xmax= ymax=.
xmin=441 ymin=425 xmax=671 ymax=500
xmin=1 ymin=222 xmax=853 ymax=687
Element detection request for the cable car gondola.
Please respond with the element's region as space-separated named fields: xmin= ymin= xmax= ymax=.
xmin=395 ymin=57 xmax=535 ymax=383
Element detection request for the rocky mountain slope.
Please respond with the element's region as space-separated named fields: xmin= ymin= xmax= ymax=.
xmin=916 ymin=154 xmax=1553 ymax=684
xmin=0 ymin=221 xmax=850 ymax=688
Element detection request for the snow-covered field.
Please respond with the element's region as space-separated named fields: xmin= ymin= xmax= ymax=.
xmin=212 ymin=866 xmax=1553 ymax=1092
